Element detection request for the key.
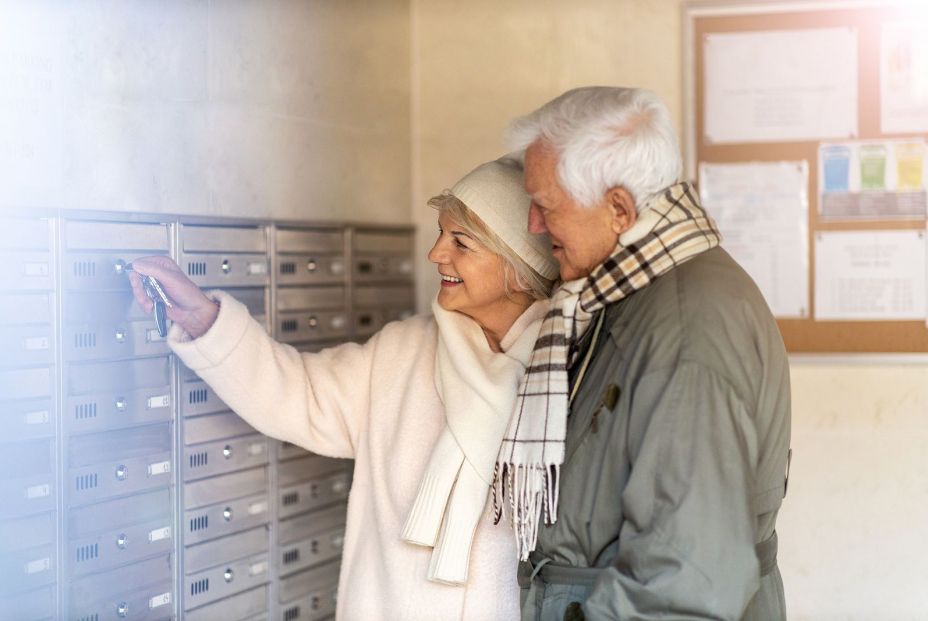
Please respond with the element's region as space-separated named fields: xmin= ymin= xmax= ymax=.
xmin=125 ymin=264 xmax=173 ymax=338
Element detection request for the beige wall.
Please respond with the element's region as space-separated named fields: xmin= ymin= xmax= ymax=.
xmin=411 ymin=0 xmax=684 ymax=310
xmin=0 ymin=0 xmax=411 ymax=224
xmin=411 ymin=1 xmax=928 ymax=619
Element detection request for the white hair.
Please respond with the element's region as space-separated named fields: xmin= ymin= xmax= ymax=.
xmin=506 ymin=86 xmax=682 ymax=210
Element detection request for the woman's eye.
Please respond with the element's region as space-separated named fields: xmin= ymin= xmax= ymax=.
xmin=455 ymin=240 xmax=469 ymax=250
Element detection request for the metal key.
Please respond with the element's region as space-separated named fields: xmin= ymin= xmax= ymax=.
xmin=125 ymin=264 xmax=173 ymax=338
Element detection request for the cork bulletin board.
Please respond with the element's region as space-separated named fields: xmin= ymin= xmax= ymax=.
xmin=684 ymin=1 xmax=928 ymax=353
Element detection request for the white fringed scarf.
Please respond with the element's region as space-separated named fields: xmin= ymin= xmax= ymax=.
xmin=492 ymin=182 xmax=722 ymax=561
xmin=401 ymin=299 xmax=548 ymax=584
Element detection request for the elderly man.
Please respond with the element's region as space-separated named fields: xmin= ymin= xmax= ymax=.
xmin=493 ymin=87 xmax=790 ymax=620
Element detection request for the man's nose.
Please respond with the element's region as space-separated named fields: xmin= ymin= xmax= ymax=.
xmin=527 ymin=203 xmax=547 ymax=234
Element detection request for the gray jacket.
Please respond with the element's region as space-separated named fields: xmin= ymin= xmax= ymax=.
xmin=519 ymin=248 xmax=790 ymax=621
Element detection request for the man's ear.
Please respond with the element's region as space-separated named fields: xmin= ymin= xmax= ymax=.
xmin=606 ymin=187 xmax=637 ymax=235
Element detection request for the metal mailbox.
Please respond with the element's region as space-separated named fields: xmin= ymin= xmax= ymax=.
xmin=277 ymin=504 xmax=347 ymax=577
xmin=2 ymin=583 xmax=56 ymax=621
xmin=62 ymin=291 xmax=170 ymax=361
xmin=64 ymin=357 xmax=172 ymax=433
xmin=352 ymin=230 xmax=415 ymax=284
xmin=275 ymin=440 xmax=310 ymax=462
xmin=277 ymin=454 xmax=347 ymax=488
xmin=0 ymin=217 xmax=55 ymax=292
xmin=0 ymin=292 xmax=55 ymax=368
xmin=184 ymin=527 xmax=269 ymax=610
xmin=184 ymin=491 xmax=270 ymax=546
xmin=180 ymin=225 xmax=269 ymax=289
xmin=275 ymin=228 xmax=347 ymax=287
xmin=0 ymin=438 xmax=56 ymax=519
xmin=0 ymin=511 xmax=56 ymax=594
xmin=352 ymin=285 xmax=415 ymax=338
xmin=179 ymin=366 xmax=229 ymax=418
xmin=0 ymin=367 xmax=56 ymax=443
xmin=62 ymin=221 xmax=171 ymax=292
xmin=278 ymin=560 xmax=339 ymax=621
xmin=68 ymin=488 xmax=173 ymax=576
xmin=184 ymin=584 xmax=268 ymax=621
xmin=278 ymin=470 xmax=351 ymax=520
xmin=183 ymin=434 xmax=268 ymax=482
xmin=68 ymin=554 xmax=174 ymax=621
xmin=183 ymin=466 xmax=268 ymax=511
xmin=184 ymin=411 xmax=258 ymax=446
xmin=67 ymin=424 xmax=172 ymax=506
xmin=231 ymin=287 xmax=270 ymax=329
xmin=275 ymin=287 xmax=349 ymax=343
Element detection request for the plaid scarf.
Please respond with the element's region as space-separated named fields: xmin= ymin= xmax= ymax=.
xmin=492 ymin=182 xmax=721 ymax=560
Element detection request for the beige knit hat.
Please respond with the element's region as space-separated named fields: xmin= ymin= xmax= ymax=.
xmin=449 ymin=155 xmax=559 ymax=280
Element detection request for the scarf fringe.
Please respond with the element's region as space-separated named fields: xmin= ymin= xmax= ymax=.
xmin=492 ymin=462 xmax=560 ymax=561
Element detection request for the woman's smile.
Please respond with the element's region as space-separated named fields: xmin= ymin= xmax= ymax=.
xmin=440 ymin=273 xmax=464 ymax=287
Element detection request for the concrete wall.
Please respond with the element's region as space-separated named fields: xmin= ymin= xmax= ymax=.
xmin=0 ymin=0 xmax=411 ymax=224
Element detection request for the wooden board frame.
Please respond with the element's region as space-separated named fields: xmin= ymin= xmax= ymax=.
xmin=684 ymin=0 xmax=928 ymax=352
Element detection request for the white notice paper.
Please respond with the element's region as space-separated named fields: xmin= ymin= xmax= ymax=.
xmin=881 ymin=22 xmax=928 ymax=134
xmin=704 ymin=28 xmax=858 ymax=144
xmin=699 ymin=161 xmax=809 ymax=318
xmin=814 ymin=230 xmax=926 ymax=320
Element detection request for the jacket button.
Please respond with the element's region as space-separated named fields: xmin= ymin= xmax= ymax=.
xmin=564 ymin=602 xmax=585 ymax=621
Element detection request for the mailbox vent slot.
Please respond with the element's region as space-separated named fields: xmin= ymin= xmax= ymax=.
xmin=280 ymin=262 xmax=296 ymax=275
xmin=283 ymin=549 xmax=300 ymax=565
xmin=282 ymin=492 xmax=299 ymax=506
xmin=191 ymin=577 xmax=210 ymax=596
xmin=73 ymin=261 xmax=96 ymax=278
xmin=190 ymin=515 xmax=209 ymax=533
xmin=281 ymin=320 xmax=298 ymax=333
xmin=78 ymin=615 xmax=99 ymax=621
xmin=188 ymin=388 xmax=208 ymax=405
xmin=189 ymin=451 xmax=208 ymax=469
xmin=76 ymin=543 xmax=99 ymax=563
xmin=76 ymin=473 xmax=98 ymax=491
xmin=284 ymin=606 xmax=301 ymax=621
xmin=187 ymin=262 xmax=207 ymax=277
xmin=75 ymin=402 xmax=98 ymax=420
xmin=74 ymin=332 xmax=97 ymax=349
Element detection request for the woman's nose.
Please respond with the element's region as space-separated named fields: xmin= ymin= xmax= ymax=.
xmin=427 ymin=239 xmax=447 ymax=264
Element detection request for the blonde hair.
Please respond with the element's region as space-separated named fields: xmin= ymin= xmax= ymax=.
xmin=428 ymin=191 xmax=554 ymax=300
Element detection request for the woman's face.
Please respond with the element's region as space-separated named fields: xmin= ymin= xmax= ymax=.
xmin=427 ymin=211 xmax=513 ymax=323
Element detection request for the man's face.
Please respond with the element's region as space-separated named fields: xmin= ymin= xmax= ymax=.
xmin=524 ymin=141 xmax=621 ymax=281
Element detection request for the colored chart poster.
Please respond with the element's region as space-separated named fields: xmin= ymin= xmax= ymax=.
xmin=881 ymin=22 xmax=928 ymax=134
xmin=703 ymin=28 xmax=858 ymax=144
xmin=699 ymin=161 xmax=809 ymax=318
xmin=818 ymin=139 xmax=927 ymax=219
xmin=814 ymin=230 xmax=926 ymax=321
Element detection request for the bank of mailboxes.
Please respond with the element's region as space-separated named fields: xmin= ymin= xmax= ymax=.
xmin=0 ymin=212 xmax=414 ymax=620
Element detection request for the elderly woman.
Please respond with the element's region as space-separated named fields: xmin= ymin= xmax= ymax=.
xmin=129 ymin=155 xmax=558 ymax=621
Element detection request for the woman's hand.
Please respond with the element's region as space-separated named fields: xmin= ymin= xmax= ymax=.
xmin=128 ymin=256 xmax=220 ymax=339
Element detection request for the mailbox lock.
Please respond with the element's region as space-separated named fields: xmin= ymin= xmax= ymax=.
xmin=114 ymin=260 xmax=127 ymax=275
xmin=221 ymin=259 xmax=231 ymax=274
xmin=306 ymin=259 xmax=317 ymax=272
xmin=115 ymin=465 xmax=128 ymax=481
xmin=311 ymin=596 xmax=321 ymax=611
xmin=223 ymin=568 xmax=234 ymax=583
xmin=223 ymin=506 xmax=233 ymax=522
xmin=115 ymin=329 xmax=126 ymax=343
xmin=222 ymin=445 xmax=233 ymax=459
xmin=308 ymin=315 xmax=318 ymax=329
xmin=116 ymin=601 xmax=129 ymax=618
xmin=310 ymin=539 xmax=319 ymax=554
xmin=115 ymin=397 xmax=127 ymax=412
xmin=116 ymin=533 xmax=128 ymax=549
xmin=310 ymin=483 xmax=319 ymax=498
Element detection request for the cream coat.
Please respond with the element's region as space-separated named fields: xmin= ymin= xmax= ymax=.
xmin=169 ymin=291 xmax=529 ymax=621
